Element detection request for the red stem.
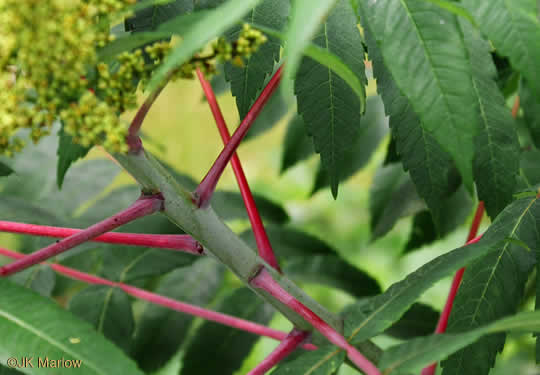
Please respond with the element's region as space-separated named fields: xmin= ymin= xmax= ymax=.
xmin=196 ymin=69 xmax=281 ymax=272
xmin=193 ymin=66 xmax=283 ymax=208
xmin=0 ymin=195 xmax=164 ymax=276
xmin=421 ymin=203 xmax=485 ymax=375
xmin=251 ymin=268 xmax=381 ymax=375
xmin=0 ymin=247 xmax=316 ymax=350
xmin=0 ymin=220 xmax=202 ymax=254
xmin=247 ymin=329 xmax=310 ymax=375
xmin=127 ymin=82 xmax=168 ymax=153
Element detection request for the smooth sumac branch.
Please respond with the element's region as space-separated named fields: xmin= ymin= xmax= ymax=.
xmin=0 ymin=247 xmax=317 ymax=351
xmin=196 ymin=68 xmax=281 ymax=272
xmin=0 ymin=220 xmax=202 ymax=254
xmin=247 ymin=329 xmax=311 ymax=375
xmin=251 ymin=268 xmax=381 ymax=375
xmin=193 ymin=66 xmax=283 ymax=208
xmin=0 ymin=194 xmax=164 ymax=276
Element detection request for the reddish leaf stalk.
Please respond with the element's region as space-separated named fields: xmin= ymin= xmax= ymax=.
xmin=196 ymin=68 xmax=281 ymax=272
xmin=194 ymin=66 xmax=283 ymax=208
xmin=0 ymin=247 xmax=316 ymax=350
xmin=0 ymin=220 xmax=202 ymax=254
xmin=247 ymin=329 xmax=311 ymax=375
xmin=127 ymin=82 xmax=168 ymax=153
xmin=0 ymin=195 xmax=164 ymax=276
xmin=421 ymin=203 xmax=485 ymax=375
xmin=251 ymin=268 xmax=381 ymax=375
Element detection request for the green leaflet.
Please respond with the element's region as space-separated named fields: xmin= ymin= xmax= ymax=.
xmin=147 ymin=0 xmax=261 ymax=90
xmin=224 ymin=0 xmax=289 ymax=120
xmin=460 ymin=19 xmax=520 ymax=219
xmin=295 ymin=0 xmax=366 ymax=197
xmin=462 ymin=0 xmax=540 ymax=99
xmin=311 ymin=95 xmax=388 ymax=195
xmin=369 ymin=164 xmax=425 ymax=240
xmin=363 ymin=25 xmax=463 ymax=233
xmin=282 ymin=0 xmax=339 ymax=101
xmin=272 ymin=345 xmax=346 ymax=375
xmin=180 ymin=288 xmax=273 ymax=375
xmin=441 ymin=209 xmax=538 ymax=372
xmin=358 ymin=0 xmax=479 ymax=190
xmin=69 ymin=286 xmax=134 ymax=353
xmin=281 ymin=114 xmax=315 ymax=173
xmin=56 ymin=126 xmax=91 ymax=190
xmin=520 ymin=79 xmax=540 ymax=149
xmin=0 ymin=279 xmax=144 ymax=375
xmin=344 ymin=193 xmax=540 ymax=346
xmin=384 ymin=303 xmax=439 ymax=339
xmin=380 ymin=311 xmax=540 ymax=374
xmin=131 ymin=258 xmax=224 ymax=372
xmin=0 ymin=161 xmax=13 ymax=177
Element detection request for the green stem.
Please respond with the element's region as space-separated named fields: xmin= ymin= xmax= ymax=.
xmin=113 ymin=149 xmax=343 ymax=334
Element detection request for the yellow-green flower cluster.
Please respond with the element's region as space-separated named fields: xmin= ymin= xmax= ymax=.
xmin=0 ymin=0 xmax=267 ymax=157
xmin=0 ymin=0 xmax=134 ymax=156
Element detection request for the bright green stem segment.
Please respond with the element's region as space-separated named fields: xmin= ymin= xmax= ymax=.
xmin=114 ymin=149 xmax=343 ymax=333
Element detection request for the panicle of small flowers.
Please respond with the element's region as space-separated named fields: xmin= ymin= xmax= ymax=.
xmin=0 ymin=0 xmax=135 ymax=156
xmin=0 ymin=0 xmax=266 ymax=157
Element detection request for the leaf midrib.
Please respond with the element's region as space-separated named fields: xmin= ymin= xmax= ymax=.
xmin=397 ymin=0 xmax=459 ymax=140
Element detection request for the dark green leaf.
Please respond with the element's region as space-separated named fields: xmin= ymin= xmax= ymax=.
xmin=131 ymin=258 xmax=224 ymax=372
xmin=125 ymin=0 xmax=193 ymax=32
xmin=9 ymin=265 xmax=56 ymax=297
xmin=180 ymin=288 xmax=273 ymax=375
xmin=0 ymin=279 xmax=144 ymax=374
xmin=520 ymin=79 xmax=540 ymax=149
xmin=148 ymin=0 xmax=262 ymax=90
xmin=0 ymin=161 xmax=13 ymax=177
xmin=295 ymin=0 xmax=366 ymax=197
xmin=241 ymin=226 xmax=380 ymax=297
xmin=404 ymin=211 xmax=438 ymax=253
xmin=384 ymin=303 xmax=439 ymax=340
xmin=460 ymin=19 xmax=520 ymax=219
xmin=312 ymin=95 xmax=388 ymax=194
xmin=383 ymin=137 xmax=400 ymax=165
xmin=518 ymin=150 xmax=540 ymax=191
xmin=240 ymin=225 xmax=336 ymax=258
xmin=212 ymin=190 xmax=289 ymax=223
xmin=69 ymin=286 xmax=134 ymax=353
xmin=369 ymin=164 xmax=425 ymax=240
xmin=381 ymin=311 xmax=540 ymax=374
xmin=363 ymin=26 xmax=463 ymax=232
xmin=462 ymin=0 xmax=540 ymax=99
xmin=282 ymin=0 xmax=340 ymax=100
xmin=280 ymin=114 xmax=315 ymax=173
xmin=442 ymin=212 xmax=537 ymax=372
xmin=56 ymin=126 xmax=91 ymax=189
xmin=344 ymin=194 xmax=540 ymax=346
xmin=285 ymin=255 xmax=380 ymax=297
xmin=272 ymin=345 xmax=346 ymax=375
xmin=224 ymin=0 xmax=289 ymax=120
xmin=359 ymin=0 xmax=479 ymax=189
